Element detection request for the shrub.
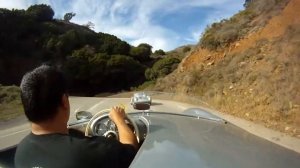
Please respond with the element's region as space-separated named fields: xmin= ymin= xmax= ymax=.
xmin=26 ymin=4 xmax=54 ymax=22
xmin=63 ymin=12 xmax=76 ymax=22
xmin=145 ymin=57 xmax=180 ymax=80
xmin=183 ymin=46 xmax=191 ymax=53
xmin=200 ymin=8 xmax=256 ymax=50
xmin=0 ymin=85 xmax=21 ymax=103
xmin=153 ymin=49 xmax=166 ymax=56
xmin=133 ymin=80 xmax=156 ymax=91
xmin=98 ymin=32 xmax=131 ymax=55
xmin=129 ymin=44 xmax=152 ymax=62
xmin=66 ymin=46 xmax=146 ymax=93
xmin=0 ymin=85 xmax=23 ymax=121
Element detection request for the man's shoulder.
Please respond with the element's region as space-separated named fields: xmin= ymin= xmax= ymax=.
xmin=17 ymin=133 xmax=35 ymax=147
xmin=15 ymin=134 xmax=108 ymax=166
xmin=18 ymin=132 xmax=109 ymax=147
xmin=15 ymin=133 xmax=136 ymax=168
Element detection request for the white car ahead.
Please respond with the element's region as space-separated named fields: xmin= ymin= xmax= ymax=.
xmin=130 ymin=92 xmax=152 ymax=108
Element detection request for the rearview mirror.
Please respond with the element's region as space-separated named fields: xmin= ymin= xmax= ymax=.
xmin=133 ymin=103 xmax=150 ymax=110
xmin=75 ymin=111 xmax=93 ymax=120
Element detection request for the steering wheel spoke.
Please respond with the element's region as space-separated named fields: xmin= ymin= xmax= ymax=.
xmin=85 ymin=109 xmax=139 ymax=142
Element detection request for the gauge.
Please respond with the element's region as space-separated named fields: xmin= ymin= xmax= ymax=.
xmin=107 ymin=120 xmax=117 ymax=131
xmin=94 ymin=122 xmax=108 ymax=136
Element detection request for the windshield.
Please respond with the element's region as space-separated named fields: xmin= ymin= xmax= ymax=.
xmin=134 ymin=93 xmax=146 ymax=97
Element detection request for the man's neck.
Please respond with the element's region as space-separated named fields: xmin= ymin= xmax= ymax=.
xmin=31 ymin=120 xmax=68 ymax=135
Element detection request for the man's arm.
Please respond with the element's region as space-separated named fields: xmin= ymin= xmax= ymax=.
xmin=109 ymin=106 xmax=138 ymax=149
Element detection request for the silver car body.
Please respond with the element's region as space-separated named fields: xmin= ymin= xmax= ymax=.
xmin=130 ymin=92 xmax=152 ymax=106
xmin=68 ymin=106 xmax=300 ymax=168
xmin=130 ymin=109 xmax=300 ymax=168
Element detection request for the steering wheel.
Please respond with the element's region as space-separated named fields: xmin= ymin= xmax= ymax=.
xmin=85 ymin=109 xmax=139 ymax=142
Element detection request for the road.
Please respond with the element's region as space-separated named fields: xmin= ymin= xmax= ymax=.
xmin=1 ymin=96 xmax=300 ymax=154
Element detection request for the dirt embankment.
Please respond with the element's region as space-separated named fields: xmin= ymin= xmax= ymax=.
xmin=153 ymin=0 xmax=300 ymax=137
xmin=181 ymin=0 xmax=300 ymax=70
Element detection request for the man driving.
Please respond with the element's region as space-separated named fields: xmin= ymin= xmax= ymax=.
xmin=14 ymin=65 xmax=138 ymax=168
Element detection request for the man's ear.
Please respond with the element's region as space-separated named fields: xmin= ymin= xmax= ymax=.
xmin=61 ymin=94 xmax=69 ymax=109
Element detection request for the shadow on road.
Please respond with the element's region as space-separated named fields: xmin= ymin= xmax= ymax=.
xmin=151 ymin=102 xmax=163 ymax=106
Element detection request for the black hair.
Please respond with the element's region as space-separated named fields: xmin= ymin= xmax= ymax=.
xmin=20 ymin=65 xmax=67 ymax=122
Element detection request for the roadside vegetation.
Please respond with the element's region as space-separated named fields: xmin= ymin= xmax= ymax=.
xmin=200 ymin=0 xmax=290 ymax=50
xmin=0 ymin=4 xmax=192 ymax=120
xmin=150 ymin=0 xmax=300 ymax=137
xmin=0 ymin=85 xmax=23 ymax=121
xmin=0 ymin=4 xmax=175 ymax=96
xmin=133 ymin=45 xmax=194 ymax=90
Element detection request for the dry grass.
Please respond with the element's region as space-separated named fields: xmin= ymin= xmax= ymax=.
xmin=199 ymin=0 xmax=291 ymax=51
xmin=150 ymin=23 xmax=300 ymax=137
xmin=150 ymin=0 xmax=299 ymax=137
xmin=0 ymin=85 xmax=24 ymax=121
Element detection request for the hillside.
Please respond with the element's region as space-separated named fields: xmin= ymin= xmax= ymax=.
xmin=150 ymin=0 xmax=300 ymax=137
xmin=0 ymin=4 xmax=187 ymax=121
xmin=0 ymin=4 xmax=166 ymax=95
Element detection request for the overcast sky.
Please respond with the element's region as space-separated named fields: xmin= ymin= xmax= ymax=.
xmin=0 ymin=0 xmax=244 ymax=51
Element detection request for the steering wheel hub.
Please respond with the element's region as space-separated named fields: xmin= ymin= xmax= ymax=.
xmin=104 ymin=131 xmax=118 ymax=139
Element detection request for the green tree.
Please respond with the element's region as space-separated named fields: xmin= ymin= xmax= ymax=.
xmin=98 ymin=32 xmax=130 ymax=55
xmin=44 ymin=28 xmax=100 ymax=55
xmin=0 ymin=6 xmax=150 ymax=95
xmin=107 ymin=55 xmax=145 ymax=88
xmin=64 ymin=12 xmax=76 ymax=22
xmin=26 ymin=4 xmax=54 ymax=22
xmin=154 ymin=49 xmax=165 ymax=56
xmin=130 ymin=43 xmax=153 ymax=62
xmin=66 ymin=50 xmax=145 ymax=92
xmin=145 ymin=68 xmax=157 ymax=81
xmin=66 ymin=46 xmax=108 ymax=87
xmin=145 ymin=57 xmax=180 ymax=80
xmin=138 ymin=43 xmax=152 ymax=57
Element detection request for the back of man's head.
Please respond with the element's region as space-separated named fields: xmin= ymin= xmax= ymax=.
xmin=20 ymin=65 xmax=67 ymax=122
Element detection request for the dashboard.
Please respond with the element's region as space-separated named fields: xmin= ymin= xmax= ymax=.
xmin=68 ymin=113 xmax=149 ymax=145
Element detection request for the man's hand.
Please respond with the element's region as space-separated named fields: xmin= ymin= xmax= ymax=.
xmin=109 ymin=106 xmax=138 ymax=149
xmin=109 ymin=106 xmax=126 ymax=125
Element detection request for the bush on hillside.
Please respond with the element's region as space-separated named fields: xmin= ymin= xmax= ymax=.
xmin=200 ymin=0 xmax=290 ymax=51
xmin=0 ymin=85 xmax=23 ymax=121
xmin=183 ymin=46 xmax=191 ymax=53
xmin=64 ymin=12 xmax=76 ymax=22
xmin=66 ymin=46 xmax=145 ymax=92
xmin=153 ymin=49 xmax=166 ymax=56
xmin=132 ymin=80 xmax=156 ymax=91
xmin=0 ymin=85 xmax=20 ymax=103
xmin=200 ymin=10 xmax=256 ymax=50
xmin=26 ymin=4 xmax=54 ymax=22
xmin=0 ymin=6 xmax=153 ymax=95
xmin=145 ymin=57 xmax=180 ymax=80
xmin=97 ymin=32 xmax=131 ymax=55
xmin=106 ymin=55 xmax=145 ymax=87
xmin=130 ymin=43 xmax=152 ymax=62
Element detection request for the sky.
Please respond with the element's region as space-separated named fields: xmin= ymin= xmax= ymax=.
xmin=0 ymin=0 xmax=245 ymax=51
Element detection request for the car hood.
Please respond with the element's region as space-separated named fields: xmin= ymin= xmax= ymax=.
xmin=130 ymin=112 xmax=300 ymax=168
